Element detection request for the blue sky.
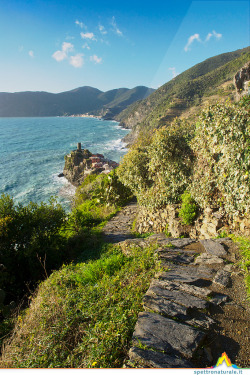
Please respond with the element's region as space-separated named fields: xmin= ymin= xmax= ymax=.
xmin=0 ymin=0 xmax=249 ymax=93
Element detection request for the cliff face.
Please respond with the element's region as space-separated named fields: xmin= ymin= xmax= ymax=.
xmin=63 ymin=148 xmax=93 ymax=186
xmin=234 ymin=61 xmax=250 ymax=100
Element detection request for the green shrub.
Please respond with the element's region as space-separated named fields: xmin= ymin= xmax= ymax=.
xmin=117 ymin=119 xmax=194 ymax=209
xmin=190 ymin=100 xmax=250 ymax=217
xmin=179 ymin=191 xmax=198 ymax=225
xmin=93 ymin=170 xmax=133 ymax=207
xmin=0 ymin=195 xmax=66 ymax=300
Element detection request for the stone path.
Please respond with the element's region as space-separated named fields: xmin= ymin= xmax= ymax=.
xmin=101 ymin=204 xmax=249 ymax=368
xmin=123 ymin=235 xmax=249 ymax=368
xmin=102 ymin=200 xmax=138 ymax=243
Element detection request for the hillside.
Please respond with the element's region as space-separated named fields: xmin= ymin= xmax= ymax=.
xmin=116 ymin=47 xmax=250 ymax=142
xmin=0 ymin=85 xmax=154 ymax=117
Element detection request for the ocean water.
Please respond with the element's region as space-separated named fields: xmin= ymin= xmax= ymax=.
xmin=0 ymin=117 xmax=129 ymax=210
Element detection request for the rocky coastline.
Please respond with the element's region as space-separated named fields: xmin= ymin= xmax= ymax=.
xmin=62 ymin=142 xmax=119 ymax=186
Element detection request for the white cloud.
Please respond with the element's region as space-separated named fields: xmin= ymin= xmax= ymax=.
xmin=52 ymin=50 xmax=67 ymax=62
xmin=184 ymin=33 xmax=201 ymax=52
xmin=52 ymin=42 xmax=74 ymax=62
xmin=111 ymin=16 xmax=123 ymax=36
xmin=75 ymin=20 xmax=85 ymax=29
xmin=90 ymin=55 xmax=102 ymax=64
xmin=29 ymin=50 xmax=34 ymax=58
xmin=80 ymin=32 xmax=96 ymax=40
xmin=70 ymin=53 xmax=84 ymax=68
xmin=62 ymin=42 xmax=74 ymax=52
xmin=99 ymin=24 xmax=107 ymax=35
xmin=185 ymin=30 xmax=222 ymax=51
xmin=212 ymin=30 xmax=222 ymax=39
xmin=82 ymin=43 xmax=90 ymax=50
xmin=205 ymin=32 xmax=213 ymax=42
xmin=169 ymin=67 xmax=178 ymax=78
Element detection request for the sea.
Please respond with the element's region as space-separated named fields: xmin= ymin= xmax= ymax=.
xmin=0 ymin=117 xmax=129 ymax=211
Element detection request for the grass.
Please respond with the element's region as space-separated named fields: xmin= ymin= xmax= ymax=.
xmin=0 ymin=244 xmax=160 ymax=368
xmin=230 ymin=234 xmax=250 ymax=299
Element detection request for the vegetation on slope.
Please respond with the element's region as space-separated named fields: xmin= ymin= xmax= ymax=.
xmin=117 ymin=98 xmax=250 ymax=219
xmin=0 ymin=243 xmax=159 ymax=368
xmin=117 ymin=47 xmax=250 ymax=137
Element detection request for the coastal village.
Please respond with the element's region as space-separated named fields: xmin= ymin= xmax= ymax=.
xmin=62 ymin=142 xmax=119 ymax=186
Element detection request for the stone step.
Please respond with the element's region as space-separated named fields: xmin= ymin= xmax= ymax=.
xmin=145 ymin=279 xmax=209 ymax=310
xmin=143 ymin=294 xmax=215 ymax=330
xmin=158 ymin=249 xmax=197 ymax=265
xmin=156 ymin=264 xmax=214 ymax=285
xmin=200 ymin=239 xmax=227 ymax=258
xmin=132 ymin=312 xmax=206 ymax=359
xmin=128 ymin=347 xmax=193 ymax=368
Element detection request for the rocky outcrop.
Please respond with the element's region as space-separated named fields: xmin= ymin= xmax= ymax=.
xmin=234 ymin=61 xmax=250 ymax=100
xmin=63 ymin=143 xmax=119 ymax=186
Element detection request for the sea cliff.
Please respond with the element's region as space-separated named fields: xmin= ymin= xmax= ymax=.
xmin=63 ymin=143 xmax=119 ymax=186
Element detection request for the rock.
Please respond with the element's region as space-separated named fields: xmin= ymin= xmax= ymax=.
xmin=58 ymin=172 xmax=64 ymax=177
xmin=234 ymin=61 xmax=250 ymax=99
xmin=143 ymin=294 xmax=214 ymax=330
xmin=132 ymin=312 xmax=206 ymax=358
xmin=213 ymin=269 xmax=231 ymax=288
xmin=147 ymin=234 xmax=173 ymax=242
xmin=194 ymin=253 xmax=224 ymax=266
xmin=200 ymin=240 xmax=227 ymax=258
xmin=158 ymin=249 xmax=196 ymax=265
xmin=210 ymin=293 xmax=229 ymax=305
xmin=173 ymin=280 xmax=212 ymax=299
xmin=169 ymin=238 xmax=195 ymax=248
xmin=143 ymin=293 xmax=188 ymax=318
xmin=146 ymin=279 xmax=209 ymax=310
xmin=157 ymin=264 xmax=214 ymax=285
xmin=128 ymin=347 xmax=193 ymax=368
xmin=185 ymin=313 xmax=215 ymax=330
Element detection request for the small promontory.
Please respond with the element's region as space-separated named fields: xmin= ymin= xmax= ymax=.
xmin=63 ymin=143 xmax=119 ymax=186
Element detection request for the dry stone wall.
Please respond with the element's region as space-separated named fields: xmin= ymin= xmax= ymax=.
xmin=134 ymin=205 xmax=250 ymax=239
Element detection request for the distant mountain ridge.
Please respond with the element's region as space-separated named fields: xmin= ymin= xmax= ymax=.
xmin=0 ymin=86 xmax=155 ymax=117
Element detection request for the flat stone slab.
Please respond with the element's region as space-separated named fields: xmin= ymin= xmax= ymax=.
xmin=133 ymin=312 xmax=206 ymax=358
xmin=129 ymin=347 xmax=193 ymax=368
xmin=200 ymin=239 xmax=227 ymax=258
xmin=143 ymin=293 xmax=188 ymax=318
xmin=213 ymin=269 xmax=231 ymax=287
xmin=143 ymin=293 xmax=215 ymax=330
xmin=157 ymin=264 xmax=214 ymax=285
xmin=194 ymin=253 xmax=224 ymax=266
xmin=146 ymin=279 xmax=209 ymax=309
xmin=158 ymin=250 xmax=196 ymax=265
xmin=169 ymin=238 xmax=196 ymax=248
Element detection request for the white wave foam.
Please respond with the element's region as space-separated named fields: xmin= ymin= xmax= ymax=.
xmin=103 ymin=138 xmax=128 ymax=152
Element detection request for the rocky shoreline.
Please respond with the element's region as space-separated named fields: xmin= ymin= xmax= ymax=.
xmin=62 ymin=142 xmax=119 ymax=186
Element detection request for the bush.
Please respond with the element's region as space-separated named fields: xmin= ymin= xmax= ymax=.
xmin=179 ymin=191 xmax=198 ymax=225
xmin=190 ymin=100 xmax=250 ymax=217
xmin=117 ymin=119 xmax=194 ymax=208
xmin=0 ymin=195 xmax=66 ymax=301
xmin=93 ymin=170 xmax=133 ymax=207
